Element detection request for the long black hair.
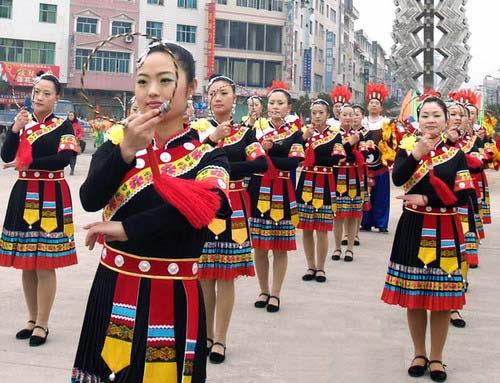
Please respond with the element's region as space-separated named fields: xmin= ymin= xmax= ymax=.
xmin=35 ymin=70 xmax=61 ymax=95
xmin=417 ymin=96 xmax=448 ymax=121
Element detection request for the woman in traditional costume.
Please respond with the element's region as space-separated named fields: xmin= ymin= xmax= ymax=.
xmin=381 ymin=97 xmax=474 ymax=382
xmin=0 ymin=72 xmax=78 ymax=347
xmin=248 ymin=81 xmax=304 ymax=312
xmin=195 ymin=74 xmax=266 ymax=364
xmin=71 ymin=42 xmax=230 ymax=383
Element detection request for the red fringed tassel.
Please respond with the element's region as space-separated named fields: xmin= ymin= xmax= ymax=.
xmin=303 ymin=146 xmax=315 ymax=168
xmin=428 ymin=169 xmax=458 ymax=206
xmin=263 ymin=155 xmax=278 ymax=181
xmin=466 ymin=155 xmax=482 ymax=170
xmin=146 ymin=146 xmax=221 ymax=229
xmin=15 ymin=137 xmax=33 ymax=170
xmin=353 ymin=150 xmax=365 ymax=168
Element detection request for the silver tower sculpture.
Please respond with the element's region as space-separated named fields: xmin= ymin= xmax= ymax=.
xmin=391 ymin=0 xmax=471 ymax=94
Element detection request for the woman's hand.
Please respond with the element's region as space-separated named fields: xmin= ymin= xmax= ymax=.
xmin=84 ymin=221 xmax=128 ymax=250
xmin=412 ymin=135 xmax=434 ymax=160
xmin=348 ymin=132 xmax=360 ymax=146
xmin=303 ymin=125 xmax=315 ymax=140
xmin=120 ymin=109 xmax=162 ymax=163
xmin=262 ymin=139 xmax=274 ymax=151
xmin=209 ymin=120 xmax=232 ymax=143
xmin=12 ymin=110 xmax=30 ymax=134
xmin=396 ymin=194 xmax=428 ymax=206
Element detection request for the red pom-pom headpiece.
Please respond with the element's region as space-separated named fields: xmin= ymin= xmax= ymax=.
xmin=366 ymin=83 xmax=389 ymax=104
xmin=267 ymin=80 xmax=290 ymax=97
xmin=330 ymin=85 xmax=352 ymax=105
xmin=448 ymin=89 xmax=479 ymax=106
xmin=419 ymin=88 xmax=442 ymax=101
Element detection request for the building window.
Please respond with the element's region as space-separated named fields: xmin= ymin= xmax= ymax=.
xmin=215 ymin=57 xmax=228 ymax=75
xmin=0 ymin=38 xmax=55 ymax=64
xmin=216 ymin=0 xmax=227 ymax=4
xmin=0 ymin=0 xmax=12 ymax=19
xmin=269 ymin=0 xmax=283 ymax=11
xmin=264 ymin=61 xmax=281 ymax=87
xmin=146 ymin=21 xmax=163 ymax=39
xmin=177 ymin=0 xmax=197 ymax=8
xmin=294 ymin=30 xmax=298 ymax=53
xmin=39 ymin=3 xmax=57 ymax=23
xmin=229 ymin=21 xmax=247 ymax=50
xmin=214 ymin=56 xmax=282 ymax=88
xmin=248 ymin=23 xmax=265 ymax=51
xmin=332 ymin=32 xmax=336 ymax=46
xmin=265 ymin=24 xmax=281 ymax=53
xmin=314 ymin=74 xmax=323 ymax=92
xmin=112 ymin=21 xmax=132 ymax=35
xmin=331 ymin=9 xmax=337 ymax=23
xmin=320 ymin=0 xmax=324 ymax=14
xmin=315 ymin=21 xmax=318 ymax=36
xmin=319 ymin=48 xmax=323 ymax=63
xmin=229 ymin=58 xmax=246 ymax=85
xmin=176 ymin=25 xmax=196 ymax=43
xmin=76 ymin=17 xmax=98 ymax=34
xmin=147 ymin=0 xmax=164 ymax=4
xmin=247 ymin=59 xmax=264 ymax=87
xmin=236 ymin=0 xmax=282 ymax=11
xmin=75 ymin=48 xmax=130 ymax=73
xmin=215 ymin=19 xmax=228 ymax=48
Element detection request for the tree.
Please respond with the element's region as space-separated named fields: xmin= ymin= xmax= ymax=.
xmin=292 ymin=95 xmax=311 ymax=120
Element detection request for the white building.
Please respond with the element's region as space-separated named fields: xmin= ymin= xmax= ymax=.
xmin=0 ymin=0 xmax=70 ymax=82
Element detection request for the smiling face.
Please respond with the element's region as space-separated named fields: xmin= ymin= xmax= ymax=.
xmin=247 ymin=97 xmax=263 ymax=117
xmin=208 ymin=80 xmax=236 ymax=118
xmin=311 ymin=103 xmax=329 ymax=127
xmin=467 ymin=105 xmax=478 ymax=125
xmin=267 ymin=91 xmax=291 ymax=122
xmin=32 ymin=79 xmax=59 ymax=117
xmin=339 ymin=106 xmax=354 ymax=128
xmin=352 ymin=107 xmax=364 ymax=128
xmin=135 ymin=51 xmax=196 ymax=122
xmin=418 ymin=101 xmax=447 ymax=139
xmin=448 ymin=104 xmax=463 ymax=130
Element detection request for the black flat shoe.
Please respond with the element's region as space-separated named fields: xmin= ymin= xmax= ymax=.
xmin=378 ymin=228 xmax=389 ymax=233
xmin=315 ymin=270 xmax=326 ymax=283
xmin=254 ymin=293 xmax=270 ymax=308
xmin=331 ymin=250 xmax=342 ymax=261
xmin=266 ymin=296 xmax=280 ymax=313
xmin=408 ymin=355 xmax=429 ymax=377
xmin=206 ymin=338 xmax=214 ymax=357
xmin=15 ymin=320 xmax=36 ymax=340
xmin=302 ymin=269 xmax=316 ymax=281
xmin=354 ymin=239 xmax=360 ymax=246
xmin=359 ymin=226 xmax=372 ymax=232
xmin=450 ymin=310 xmax=466 ymax=328
xmin=341 ymin=239 xmax=348 ymax=246
xmin=469 ymin=264 xmax=478 ymax=269
xmin=29 ymin=325 xmax=49 ymax=347
xmin=344 ymin=250 xmax=354 ymax=262
xmin=209 ymin=342 xmax=226 ymax=364
xmin=429 ymin=360 xmax=447 ymax=382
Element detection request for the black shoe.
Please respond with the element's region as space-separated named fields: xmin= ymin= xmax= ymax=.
xmin=344 ymin=250 xmax=354 ymax=262
xmin=464 ymin=281 xmax=469 ymax=293
xmin=341 ymin=239 xmax=348 ymax=246
xmin=29 ymin=325 xmax=49 ymax=347
xmin=206 ymin=338 xmax=214 ymax=357
xmin=429 ymin=360 xmax=447 ymax=382
xmin=450 ymin=310 xmax=466 ymax=328
xmin=302 ymin=269 xmax=316 ymax=281
xmin=469 ymin=264 xmax=478 ymax=269
xmin=354 ymin=239 xmax=360 ymax=246
xmin=331 ymin=250 xmax=342 ymax=261
xmin=408 ymin=355 xmax=429 ymax=377
xmin=266 ymin=296 xmax=280 ymax=313
xmin=378 ymin=228 xmax=389 ymax=233
xmin=315 ymin=270 xmax=326 ymax=283
xmin=15 ymin=320 xmax=36 ymax=340
xmin=359 ymin=226 xmax=372 ymax=232
xmin=209 ymin=342 xmax=226 ymax=364
xmin=254 ymin=293 xmax=270 ymax=308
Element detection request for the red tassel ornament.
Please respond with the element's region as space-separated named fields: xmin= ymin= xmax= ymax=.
xmin=146 ymin=146 xmax=222 ymax=229
xmin=428 ymin=169 xmax=458 ymax=206
xmin=303 ymin=145 xmax=316 ymax=168
xmin=465 ymin=155 xmax=482 ymax=170
xmin=15 ymin=136 xmax=33 ymax=170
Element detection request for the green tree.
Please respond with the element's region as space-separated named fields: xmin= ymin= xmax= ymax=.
xmin=292 ymin=95 xmax=311 ymax=119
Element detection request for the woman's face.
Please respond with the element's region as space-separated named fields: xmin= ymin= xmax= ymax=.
xmin=247 ymin=97 xmax=262 ymax=116
xmin=419 ymin=102 xmax=447 ymax=139
xmin=467 ymin=105 xmax=478 ymax=125
xmin=32 ymin=79 xmax=59 ymax=116
xmin=135 ymin=51 xmax=196 ymax=122
xmin=267 ymin=91 xmax=291 ymax=121
xmin=339 ymin=106 xmax=354 ymax=128
xmin=352 ymin=108 xmax=364 ymax=128
xmin=332 ymin=102 xmax=342 ymax=119
xmin=367 ymin=99 xmax=382 ymax=115
xmin=208 ymin=80 xmax=236 ymax=118
xmin=447 ymin=105 xmax=463 ymax=129
xmin=311 ymin=103 xmax=329 ymax=126
xmin=68 ymin=112 xmax=76 ymax=121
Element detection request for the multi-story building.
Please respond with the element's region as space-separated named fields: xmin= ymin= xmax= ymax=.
xmin=352 ymin=28 xmax=371 ymax=102
xmin=370 ymin=40 xmax=386 ymax=84
xmin=337 ymin=0 xmax=357 ymax=89
xmin=66 ymin=0 xmax=140 ymax=118
xmin=0 ymin=0 xmax=70 ymax=110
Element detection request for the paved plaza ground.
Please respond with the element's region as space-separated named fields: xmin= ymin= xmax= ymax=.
xmin=0 ymin=152 xmax=499 ymax=383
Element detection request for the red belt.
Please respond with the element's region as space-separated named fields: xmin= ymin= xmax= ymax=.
xmin=100 ymin=244 xmax=199 ymax=280
xmin=254 ymin=170 xmax=290 ymax=179
xmin=18 ymin=170 xmax=65 ymax=181
xmin=303 ymin=166 xmax=333 ymax=174
xmin=229 ymin=179 xmax=245 ymax=192
xmin=405 ymin=205 xmax=458 ymax=215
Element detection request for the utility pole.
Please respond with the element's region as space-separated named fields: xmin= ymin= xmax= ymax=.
xmin=423 ymin=0 xmax=434 ymax=90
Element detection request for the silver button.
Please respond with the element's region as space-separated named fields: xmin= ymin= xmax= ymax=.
xmin=412 ymin=204 xmax=418 ymax=209
xmin=22 ymin=171 xmax=27 ymax=177
xmin=313 ymin=167 xmax=318 ymax=171
xmin=279 ymin=172 xmax=283 ymax=176
xmin=34 ymin=172 xmax=40 ymax=178
xmin=323 ymin=168 xmax=327 ymax=172
xmin=230 ymin=183 xmax=235 ymax=189
xmin=135 ymin=158 xmax=145 ymax=169
xmin=114 ymin=255 xmax=124 ymax=268
xmin=138 ymin=260 xmax=151 ymax=272
xmin=192 ymin=263 xmax=199 ymax=275
xmin=160 ymin=152 xmax=171 ymax=163
xmin=48 ymin=172 xmax=54 ymax=179
xmin=168 ymin=263 xmax=179 ymax=275
xmin=440 ymin=208 xmax=446 ymax=213
xmin=426 ymin=206 xmax=432 ymax=212
xmin=183 ymin=142 xmax=195 ymax=150
xmin=26 ymin=130 xmax=32 ymax=135
xmin=430 ymin=151 xmax=435 ymax=157
xmin=101 ymin=249 xmax=107 ymax=260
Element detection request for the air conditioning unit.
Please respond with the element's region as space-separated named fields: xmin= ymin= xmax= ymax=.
xmin=124 ymin=35 xmax=134 ymax=43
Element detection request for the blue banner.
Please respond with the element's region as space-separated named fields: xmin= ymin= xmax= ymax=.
xmin=303 ymin=48 xmax=312 ymax=92
xmin=325 ymin=31 xmax=334 ymax=92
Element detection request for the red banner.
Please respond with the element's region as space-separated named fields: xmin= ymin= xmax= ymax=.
xmin=0 ymin=62 xmax=60 ymax=87
xmin=206 ymin=2 xmax=216 ymax=79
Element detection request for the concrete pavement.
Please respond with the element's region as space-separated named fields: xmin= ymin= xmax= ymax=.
xmin=0 ymin=152 xmax=499 ymax=383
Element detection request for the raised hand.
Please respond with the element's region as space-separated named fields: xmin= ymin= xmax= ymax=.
xmin=12 ymin=109 xmax=30 ymax=134
xmin=120 ymin=109 xmax=162 ymax=163
xmin=84 ymin=221 xmax=128 ymax=250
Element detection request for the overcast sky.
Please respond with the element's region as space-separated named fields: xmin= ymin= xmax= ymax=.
xmin=355 ymin=0 xmax=499 ymax=86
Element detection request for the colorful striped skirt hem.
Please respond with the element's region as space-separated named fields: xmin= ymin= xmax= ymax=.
xmin=198 ymin=240 xmax=255 ymax=280
xmin=381 ymin=261 xmax=465 ymax=311
xmin=335 ymin=196 xmax=363 ymax=219
xmin=297 ymin=203 xmax=334 ymax=231
xmin=249 ymin=217 xmax=296 ymax=251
